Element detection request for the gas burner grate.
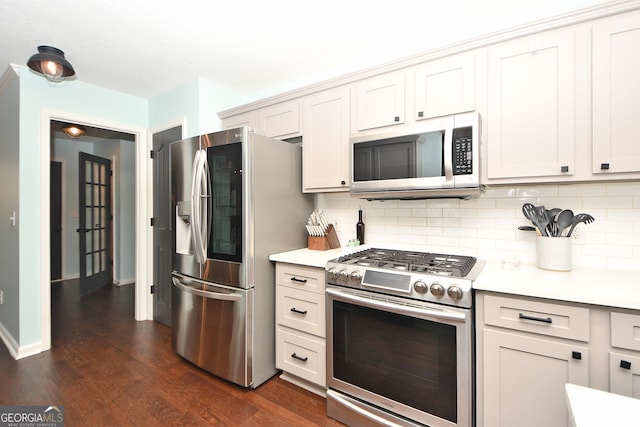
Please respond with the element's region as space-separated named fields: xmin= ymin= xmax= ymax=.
xmin=336 ymin=248 xmax=477 ymax=277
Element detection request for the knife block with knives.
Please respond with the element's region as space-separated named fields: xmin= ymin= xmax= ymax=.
xmin=308 ymin=224 xmax=340 ymax=250
xmin=306 ymin=210 xmax=340 ymax=250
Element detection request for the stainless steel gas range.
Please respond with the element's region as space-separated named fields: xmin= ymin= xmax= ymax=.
xmin=325 ymin=248 xmax=484 ymax=427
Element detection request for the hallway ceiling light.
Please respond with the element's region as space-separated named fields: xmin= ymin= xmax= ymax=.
xmin=27 ymin=46 xmax=75 ymax=81
xmin=62 ymin=124 xmax=86 ymax=139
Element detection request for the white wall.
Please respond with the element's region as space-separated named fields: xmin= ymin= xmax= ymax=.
xmin=317 ymin=181 xmax=640 ymax=271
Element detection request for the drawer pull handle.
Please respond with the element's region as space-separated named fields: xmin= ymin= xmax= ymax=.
xmin=291 ymin=353 xmax=308 ymax=362
xmin=290 ymin=307 xmax=307 ymax=315
xmin=290 ymin=277 xmax=308 ymax=284
xmin=620 ymin=360 xmax=632 ymax=370
xmin=519 ymin=313 xmax=553 ymax=324
xmin=572 ymin=351 xmax=582 ymax=360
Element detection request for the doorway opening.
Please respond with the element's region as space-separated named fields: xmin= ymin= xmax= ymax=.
xmin=50 ymin=120 xmax=135 ymax=293
xmin=42 ymin=110 xmax=151 ymax=352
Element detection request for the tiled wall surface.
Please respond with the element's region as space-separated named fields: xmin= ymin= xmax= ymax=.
xmin=315 ymin=181 xmax=640 ymax=271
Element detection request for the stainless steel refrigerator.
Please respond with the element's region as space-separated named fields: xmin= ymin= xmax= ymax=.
xmin=170 ymin=127 xmax=313 ymax=388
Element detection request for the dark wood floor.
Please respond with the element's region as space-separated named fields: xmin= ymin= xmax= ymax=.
xmin=0 ymin=281 xmax=344 ymax=426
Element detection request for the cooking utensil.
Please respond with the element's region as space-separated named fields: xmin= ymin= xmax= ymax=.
xmin=567 ymin=213 xmax=595 ymax=237
xmin=547 ymin=208 xmax=561 ymax=222
xmin=555 ymin=209 xmax=574 ymax=237
xmin=522 ymin=203 xmax=545 ymax=235
xmin=518 ymin=225 xmax=537 ymax=232
xmin=536 ymin=205 xmax=550 ymax=237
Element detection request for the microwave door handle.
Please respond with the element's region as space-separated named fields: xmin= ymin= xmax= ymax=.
xmin=443 ymin=126 xmax=454 ymax=182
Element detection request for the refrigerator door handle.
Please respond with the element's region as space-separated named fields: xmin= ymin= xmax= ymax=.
xmin=200 ymin=151 xmax=212 ymax=257
xmin=171 ymin=276 xmax=243 ymax=302
xmin=190 ymin=149 xmax=207 ymax=264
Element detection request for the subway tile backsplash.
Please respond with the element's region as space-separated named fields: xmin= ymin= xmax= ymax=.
xmin=315 ymin=182 xmax=640 ymax=271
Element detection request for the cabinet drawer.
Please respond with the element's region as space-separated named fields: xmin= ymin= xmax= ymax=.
xmin=276 ymin=263 xmax=325 ymax=294
xmin=611 ymin=312 xmax=640 ymax=351
xmin=277 ymin=286 xmax=325 ymax=337
xmin=276 ymin=327 xmax=326 ymax=387
xmin=483 ymin=294 xmax=590 ymax=342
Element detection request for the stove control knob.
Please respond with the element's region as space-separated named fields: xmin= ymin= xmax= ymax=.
xmin=338 ymin=269 xmax=349 ymax=282
xmin=447 ymin=285 xmax=463 ymax=301
xmin=327 ymin=268 xmax=339 ymax=281
xmin=349 ymin=271 xmax=362 ymax=283
xmin=430 ymin=282 xmax=445 ymax=298
xmin=413 ymin=280 xmax=428 ymax=294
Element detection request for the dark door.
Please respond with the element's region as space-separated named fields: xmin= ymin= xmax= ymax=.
xmin=78 ymin=152 xmax=112 ymax=295
xmin=50 ymin=161 xmax=63 ymax=281
xmin=153 ymin=126 xmax=181 ymax=326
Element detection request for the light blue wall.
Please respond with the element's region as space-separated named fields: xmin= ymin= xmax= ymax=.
xmin=0 ymin=68 xmax=20 ymax=344
xmin=149 ymin=78 xmax=241 ymax=136
xmin=18 ymin=69 xmax=148 ymax=346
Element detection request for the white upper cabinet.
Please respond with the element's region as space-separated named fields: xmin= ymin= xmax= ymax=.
xmin=302 ymin=87 xmax=350 ymax=192
xmin=414 ymin=53 xmax=476 ymax=120
xmin=351 ymin=71 xmax=405 ymax=132
xmin=592 ymin=11 xmax=640 ymax=175
xmin=221 ymin=111 xmax=256 ymax=130
xmin=255 ymin=100 xmax=301 ymax=139
xmin=486 ymin=29 xmax=576 ymax=181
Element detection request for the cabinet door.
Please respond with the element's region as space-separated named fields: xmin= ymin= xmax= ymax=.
xmin=609 ymin=352 xmax=640 ymax=398
xmin=592 ymin=11 xmax=640 ymax=175
xmin=302 ymin=87 xmax=350 ymax=192
xmin=414 ymin=53 xmax=475 ymax=120
xmin=256 ymin=101 xmax=301 ymax=139
xmin=352 ymin=72 xmax=405 ymax=132
xmin=221 ymin=111 xmax=256 ymax=130
xmin=483 ymin=329 xmax=589 ymax=427
xmin=487 ymin=30 xmax=575 ymax=180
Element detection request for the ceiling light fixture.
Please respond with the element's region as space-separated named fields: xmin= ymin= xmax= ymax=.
xmin=62 ymin=124 xmax=86 ymax=139
xmin=27 ymin=46 xmax=75 ymax=82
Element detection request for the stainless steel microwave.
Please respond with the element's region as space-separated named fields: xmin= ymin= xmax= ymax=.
xmin=350 ymin=111 xmax=482 ymax=200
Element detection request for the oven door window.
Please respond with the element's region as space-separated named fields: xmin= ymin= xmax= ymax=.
xmin=206 ymin=142 xmax=242 ymax=263
xmin=353 ymin=130 xmax=445 ymax=181
xmin=332 ymin=300 xmax=458 ymax=423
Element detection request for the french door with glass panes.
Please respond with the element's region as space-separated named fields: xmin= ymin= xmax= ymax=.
xmin=78 ymin=152 xmax=112 ymax=294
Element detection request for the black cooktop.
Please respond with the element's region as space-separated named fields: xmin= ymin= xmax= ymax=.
xmin=334 ymin=248 xmax=477 ymax=278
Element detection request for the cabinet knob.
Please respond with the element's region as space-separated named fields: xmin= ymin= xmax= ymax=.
xmin=572 ymin=351 xmax=582 ymax=360
xmin=394 ymin=116 xmax=400 ymax=122
xmin=418 ymin=111 xmax=424 ymax=118
xmin=620 ymin=360 xmax=632 ymax=370
xmin=561 ymin=165 xmax=569 ymax=173
xmin=600 ymin=163 xmax=610 ymax=170
xmin=340 ymin=180 xmax=346 ymax=186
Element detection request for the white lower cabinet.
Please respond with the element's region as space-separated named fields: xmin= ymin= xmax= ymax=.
xmin=477 ymin=293 xmax=590 ymax=427
xmin=477 ymin=292 xmax=640 ymax=427
xmin=275 ymin=263 xmax=327 ymax=395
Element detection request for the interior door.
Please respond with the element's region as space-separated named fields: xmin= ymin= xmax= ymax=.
xmin=152 ymin=126 xmax=181 ymax=326
xmin=78 ymin=152 xmax=112 ymax=295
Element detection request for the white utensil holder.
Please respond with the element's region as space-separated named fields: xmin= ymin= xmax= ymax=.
xmin=536 ymin=236 xmax=572 ymax=271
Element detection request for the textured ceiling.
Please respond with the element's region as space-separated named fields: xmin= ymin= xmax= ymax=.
xmin=2 ymin=0 xmax=602 ymax=103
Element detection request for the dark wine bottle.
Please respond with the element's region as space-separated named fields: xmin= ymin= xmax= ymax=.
xmin=356 ymin=208 xmax=365 ymax=245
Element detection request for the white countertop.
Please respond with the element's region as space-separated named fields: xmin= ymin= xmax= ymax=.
xmin=565 ymin=384 xmax=640 ymax=427
xmin=270 ymin=248 xmax=640 ymax=310
xmin=474 ymin=260 xmax=640 ymax=310
xmin=269 ymin=245 xmax=371 ymax=269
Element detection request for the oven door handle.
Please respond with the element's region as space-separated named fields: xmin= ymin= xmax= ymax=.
xmin=326 ymin=288 xmax=467 ymax=322
xmin=326 ymin=389 xmax=405 ymax=427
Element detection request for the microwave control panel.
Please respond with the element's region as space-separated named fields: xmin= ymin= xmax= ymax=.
xmin=452 ymin=126 xmax=473 ymax=175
